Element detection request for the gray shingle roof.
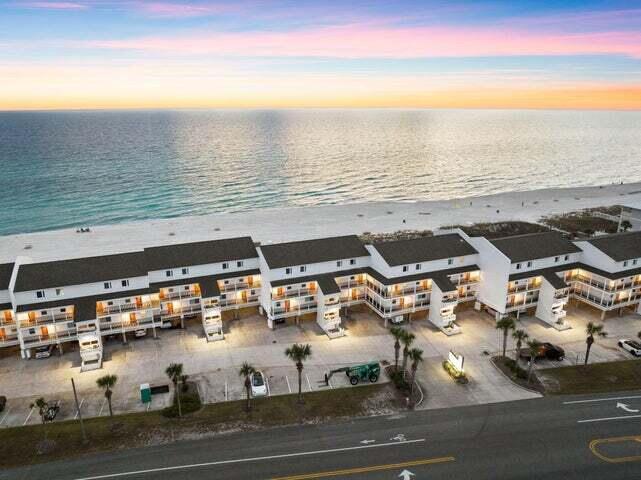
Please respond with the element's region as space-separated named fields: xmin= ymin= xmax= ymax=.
xmin=144 ymin=237 xmax=257 ymax=271
xmin=0 ymin=263 xmax=15 ymax=290
xmin=13 ymin=252 xmax=149 ymax=292
xmin=372 ymin=234 xmax=477 ymax=267
xmin=586 ymin=231 xmax=641 ymax=262
xmin=490 ymin=232 xmax=581 ymax=263
xmin=259 ymin=235 xmax=369 ymax=269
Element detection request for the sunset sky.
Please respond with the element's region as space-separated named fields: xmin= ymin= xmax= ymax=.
xmin=2 ymin=0 xmax=641 ymax=110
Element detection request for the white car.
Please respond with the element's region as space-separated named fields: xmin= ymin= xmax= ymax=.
xmin=251 ymin=371 xmax=268 ymax=397
xmin=34 ymin=345 xmax=54 ymax=359
xmin=618 ymin=339 xmax=641 ymax=357
xmin=133 ymin=329 xmax=147 ymax=338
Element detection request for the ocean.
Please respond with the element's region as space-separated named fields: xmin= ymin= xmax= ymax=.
xmin=1 ymin=109 xmax=640 ymax=236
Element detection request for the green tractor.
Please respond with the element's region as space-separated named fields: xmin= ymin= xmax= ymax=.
xmin=325 ymin=362 xmax=381 ymax=386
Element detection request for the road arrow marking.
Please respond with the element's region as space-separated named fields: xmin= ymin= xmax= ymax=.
xmin=391 ymin=434 xmax=406 ymax=442
xmin=360 ymin=440 xmax=375 ymax=445
xmin=398 ymin=469 xmax=415 ymax=479
xmin=616 ymin=402 xmax=639 ymax=413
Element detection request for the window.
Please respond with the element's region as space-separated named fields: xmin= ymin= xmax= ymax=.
xmin=336 ymin=260 xmax=342 ymax=267
xmin=55 ymin=288 xmax=63 ymax=296
xmin=184 ymin=286 xmax=190 ymax=291
xmin=107 ymin=301 xmax=113 ymax=306
xmin=181 ymin=268 xmax=189 ymax=275
xmin=448 ymin=258 xmax=454 ymax=265
xmin=124 ymin=298 xmax=130 ymax=303
xmin=634 ymin=259 xmax=638 ymax=266
xmin=121 ymin=280 xmax=129 ymax=287
xmin=237 ymin=261 xmax=243 ymax=268
xmin=224 ymin=280 xmax=230 ymax=285
xmin=300 ymin=266 xmax=306 ymax=273
xmin=104 ymin=282 xmax=112 ymax=289
xmin=222 ymin=262 xmax=228 ymax=270
xmin=221 ymin=294 xmax=227 ymax=300
xmin=36 ymin=290 xmax=45 ymax=299
xmin=60 ymin=308 xmax=66 ymax=312
xmin=564 ymin=255 xmax=569 ymax=261
xmin=527 ymin=261 xmax=533 ymax=268
xmin=286 ymin=267 xmax=292 ymax=275
xmin=415 ymin=264 xmax=421 ymax=271
xmin=516 ymin=263 xmax=522 ymax=270
xmin=350 ymin=259 xmax=356 ymax=265
xmin=287 ymin=286 xmax=292 ymax=290
xmin=554 ymin=256 xmax=560 ymax=263
xmin=624 ymin=261 xmax=629 ymax=267
xmin=402 ymin=265 xmax=409 ymax=273
xmin=165 ymin=270 xmax=173 ymax=277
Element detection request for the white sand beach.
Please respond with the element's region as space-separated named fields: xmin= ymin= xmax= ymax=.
xmin=2 ymin=182 xmax=641 ymax=263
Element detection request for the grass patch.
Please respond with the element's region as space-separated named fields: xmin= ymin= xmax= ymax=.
xmin=0 ymin=384 xmax=399 ymax=470
xmin=540 ymin=207 xmax=620 ymax=237
xmin=359 ymin=230 xmax=433 ymax=243
xmin=539 ymin=359 xmax=641 ymax=395
xmin=442 ymin=222 xmax=550 ymax=239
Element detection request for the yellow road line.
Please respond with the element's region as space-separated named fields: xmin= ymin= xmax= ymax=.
xmin=271 ymin=456 xmax=455 ymax=480
xmin=589 ymin=435 xmax=641 ymax=464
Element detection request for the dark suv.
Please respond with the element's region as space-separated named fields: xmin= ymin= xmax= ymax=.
xmin=520 ymin=342 xmax=565 ymax=361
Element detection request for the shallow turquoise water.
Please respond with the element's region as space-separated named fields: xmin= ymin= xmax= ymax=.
xmin=1 ymin=109 xmax=640 ymax=236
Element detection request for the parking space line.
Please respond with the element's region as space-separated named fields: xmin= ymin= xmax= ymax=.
xmin=74 ymin=398 xmax=85 ymax=420
xmin=285 ymin=376 xmax=292 ymax=394
xmin=225 ymin=380 xmax=228 ymax=401
xmin=23 ymin=406 xmax=35 ymax=425
xmin=305 ymin=373 xmax=312 ymax=392
xmin=0 ymin=406 xmax=12 ymax=426
xmin=99 ymin=398 xmax=106 ymax=416
xmin=266 ymin=376 xmax=271 ymax=397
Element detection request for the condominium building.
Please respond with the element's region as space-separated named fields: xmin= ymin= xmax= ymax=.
xmin=0 ymin=263 xmax=18 ymax=348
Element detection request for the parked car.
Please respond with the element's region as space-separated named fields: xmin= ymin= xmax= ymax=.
xmin=618 ymin=339 xmax=641 ymax=357
xmin=0 ymin=395 xmax=6 ymax=412
xmin=43 ymin=401 xmax=60 ymax=422
xmin=251 ymin=371 xmax=267 ymax=397
xmin=520 ymin=342 xmax=565 ymax=361
xmin=133 ymin=329 xmax=147 ymax=338
xmin=34 ymin=345 xmax=54 ymax=359
xmin=390 ymin=315 xmax=404 ymax=325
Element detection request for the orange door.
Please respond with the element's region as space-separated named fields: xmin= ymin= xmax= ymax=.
xmin=167 ymin=303 xmax=174 ymax=314
xmin=130 ymin=312 xmax=137 ymax=325
xmin=277 ymin=287 xmax=284 ymax=297
xmin=248 ymin=276 xmax=254 ymax=287
xmin=399 ymin=298 xmax=405 ymax=308
xmin=40 ymin=326 xmax=49 ymax=338
xmin=351 ymin=289 xmax=358 ymax=300
xmin=4 ymin=310 xmax=12 ymax=322
xmin=242 ymin=291 xmax=248 ymax=302
xmin=136 ymin=297 xmax=143 ymax=308
xmin=0 ymin=327 xmax=5 ymax=341
xmin=28 ymin=311 xmax=36 ymax=323
xmin=284 ymin=300 xmax=290 ymax=311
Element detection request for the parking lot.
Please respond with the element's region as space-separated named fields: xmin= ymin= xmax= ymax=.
xmin=0 ymin=303 xmax=639 ymax=427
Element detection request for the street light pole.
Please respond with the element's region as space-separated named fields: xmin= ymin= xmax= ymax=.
xmin=71 ymin=378 xmax=87 ymax=443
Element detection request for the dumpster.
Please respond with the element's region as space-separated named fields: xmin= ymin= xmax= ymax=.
xmin=140 ymin=383 xmax=151 ymax=404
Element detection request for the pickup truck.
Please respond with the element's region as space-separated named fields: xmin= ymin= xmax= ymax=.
xmin=519 ymin=342 xmax=565 ymax=361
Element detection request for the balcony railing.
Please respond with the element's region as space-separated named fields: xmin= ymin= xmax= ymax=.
xmin=160 ymin=303 xmax=202 ymax=317
xmin=22 ymin=330 xmax=77 ymax=347
xmin=99 ymin=315 xmax=155 ymax=332
xmin=220 ymin=295 xmax=260 ymax=308
xmin=272 ymin=287 xmax=315 ymax=300
xmin=98 ymin=300 xmax=159 ymax=316
xmin=271 ymin=303 xmax=317 ymax=317
xmin=19 ymin=312 xmax=74 ymax=328
xmin=160 ymin=289 xmax=200 ymax=301
xmin=220 ymin=281 xmax=261 ymax=292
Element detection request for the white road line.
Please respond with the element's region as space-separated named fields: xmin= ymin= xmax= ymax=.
xmin=285 ymin=375 xmax=292 ymax=393
xmin=23 ymin=406 xmax=34 ymax=425
xmin=306 ymin=373 xmax=312 ymax=392
xmin=265 ymin=376 xmax=271 ymax=397
xmin=0 ymin=406 xmax=12 ymax=426
xmin=71 ymin=439 xmax=426 ymax=480
xmin=74 ymin=398 xmax=85 ymax=420
xmin=99 ymin=398 xmax=106 ymax=416
xmin=578 ymin=414 xmax=641 ymax=424
xmin=564 ymin=395 xmax=641 ymax=405
xmin=224 ymin=380 xmax=228 ymax=401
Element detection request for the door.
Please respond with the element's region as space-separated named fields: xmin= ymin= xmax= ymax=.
xmin=284 ymin=300 xmax=291 ymax=312
xmin=247 ymin=276 xmax=254 ymax=287
xmin=0 ymin=327 xmax=5 ymax=341
xmin=166 ymin=302 xmax=174 ymax=314
xmin=277 ymin=287 xmax=284 ymax=297
xmin=398 ymin=297 xmax=405 ymax=309
xmin=4 ymin=310 xmax=12 ymax=323
xmin=136 ymin=296 xmax=143 ymax=308
xmin=130 ymin=312 xmax=137 ymax=325
xmin=351 ymin=289 xmax=358 ymax=300
xmin=241 ymin=291 xmax=248 ymax=303
xmin=40 ymin=326 xmax=49 ymax=339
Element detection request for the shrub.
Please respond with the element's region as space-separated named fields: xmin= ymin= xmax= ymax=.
xmin=442 ymin=361 xmax=468 ymax=384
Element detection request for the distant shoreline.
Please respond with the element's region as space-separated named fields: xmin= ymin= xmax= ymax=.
xmin=2 ymin=181 xmax=641 ymax=264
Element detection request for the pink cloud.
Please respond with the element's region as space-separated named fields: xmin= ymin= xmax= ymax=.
xmin=19 ymin=1 xmax=88 ymax=9
xmin=86 ymin=24 xmax=641 ymax=59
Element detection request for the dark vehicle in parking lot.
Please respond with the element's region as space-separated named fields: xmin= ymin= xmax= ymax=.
xmin=520 ymin=342 xmax=565 ymax=361
xmin=0 ymin=395 xmax=6 ymax=412
xmin=34 ymin=344 xmax=54 ymax=359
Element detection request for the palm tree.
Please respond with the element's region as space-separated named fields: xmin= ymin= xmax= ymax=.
xmin=285 ymin=343 xmax=312 ymax=403
xmin=96 ymin=374 xmax=118 ymax=418
xmin=165 ymin=363 xmax=184 ymax=417
xmin=238 ymin=362 xmax=255 ymax=412
xmin=30 ymin=397 xmax=50 ymax=441
xmin=512 ymin=329 xmax=529 ymax=363
xmin=408 ymin=348 xmax=424 ymax=398
xmin=401 ymin=331 xmax=416 ymax=374
xmin=584 ymin=322 xmax=607 ymax=365
xmin=496 ymin=317 xmax=516 ymax=358
xmin=390 ymin=326 xmax=404 ymax=372
xmin=526 ymin=339 xmax=541 ymax=384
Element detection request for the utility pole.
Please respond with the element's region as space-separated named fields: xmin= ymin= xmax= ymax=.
xmin=71 ymin=378 xmax=87 ymax=443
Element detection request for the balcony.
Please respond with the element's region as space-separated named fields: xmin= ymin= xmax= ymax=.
xmin=219 ymin=280 xmax=262 ymax=292
xmin=160 ymin=303 xmax=202 ymax=317
xmin=98 ymin=300 xmax=159 ymax=316
xmin=220 ymin=294 xmax=260 ymax=308
xmin=22 ymin=330 xmax=77 ymax=347
xmin=19 ymin=312 xmax=74 ymax=328
xmin=271 ymin=302 xmax=317 ymax=318
xmin=441 ymin=296 xmax=458 ymax=305
xmin=160 ymin=288 xmax=200 ymax=301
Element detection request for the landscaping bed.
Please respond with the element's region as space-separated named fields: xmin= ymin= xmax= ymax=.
xmin=492 ymin=356 xmax=544 ymax=393
xmin=359 ymin=229 xmax=433 ymax=243
xmin=540 ymin=206 xmax=621 ymax=237
xmin=0 ymin=384 xmax=401 ymax=470
xmin=537 ymin=360 xmax=641 ymax=395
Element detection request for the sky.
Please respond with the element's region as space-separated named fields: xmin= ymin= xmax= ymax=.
xmin=1 ymin=0 xmax=641 ymax=110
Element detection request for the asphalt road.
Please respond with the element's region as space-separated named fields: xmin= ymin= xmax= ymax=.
xmin=4 ymin=392 xmax=641 ymax=480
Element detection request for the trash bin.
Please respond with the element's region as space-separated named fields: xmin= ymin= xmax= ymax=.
xmin=140 ymin=383 xmax=151 ymax=404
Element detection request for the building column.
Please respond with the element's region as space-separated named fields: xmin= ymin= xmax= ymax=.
xmin=600 ymin=310 xmax=606 ymax=320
